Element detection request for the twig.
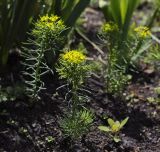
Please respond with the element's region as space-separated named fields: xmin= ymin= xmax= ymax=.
xmin=75 ymin=27 xmax=104 ymax=55
xmin=151 ymin=34 xmax=160 ymax=44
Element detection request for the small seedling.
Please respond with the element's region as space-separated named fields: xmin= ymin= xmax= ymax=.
xmin=45 ymin=136 xmax=55 ymax=143
xmin=147 ymin=97 xmax=160 ymax=103
xmin=154 ymin=87 xmax=160 ymax=95
xmin=147 ymin=97 xmax=156 ymax=103
xmin=0 ymin=84 xmax=25 ymax=103
xmin=98 ymin=117 xmax=129 ymax=142
xmin=6 ymin=119 xmax=18 ymax=126
xmin=19 ymin=127 xmax=28 ymax=135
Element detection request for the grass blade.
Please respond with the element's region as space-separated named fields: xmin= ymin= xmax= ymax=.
xmin=65 ymin=0 xmax=90 ymax=27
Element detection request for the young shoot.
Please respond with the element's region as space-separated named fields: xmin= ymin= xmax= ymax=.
xmin=56 ymin=50 xmax=92 ymax=109
xmin=100 ymin=23 xmax=152 ymax=96
xmin=22 ymin=15 xmax=66 ymax=100
xmin=98 ymin=117 xmax=129 ymax=142
xmin=56 ymin=50 xmax=94 ymax=139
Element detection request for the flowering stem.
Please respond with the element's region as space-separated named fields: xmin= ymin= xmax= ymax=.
xmin=134 ymin=40 xmax=143 ymax=55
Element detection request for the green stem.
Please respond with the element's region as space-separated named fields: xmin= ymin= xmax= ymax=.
xmin=1 ymin=47 xmax=9 ymax=66
xmin=34 ymin=42 xmax=44 ymax=98
xmin=148 ymin=8 xmax=159 ymax=28
xmin=72 ymin=81 xmax=79 ymax=111
xmin=135 ymin=40 xmax=143 ymax=55
xmin=54 ymin=0 xmax=62 ymax=16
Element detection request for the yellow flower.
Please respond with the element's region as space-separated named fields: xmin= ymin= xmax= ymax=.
xmin=36 ymin=15 xmax=65 ymax=31
xmin=62 ymin=50 xmax=86 ymax=64
xmin=134 ymin=26 xmax=151 ymax=38
xmin=102 ymin=22 xmax=119 ymax=33
xmin=40 ymin=15 xmax=59 ymax=23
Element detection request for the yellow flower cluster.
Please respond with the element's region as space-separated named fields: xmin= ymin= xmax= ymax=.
xmin=62 ymin=50 xmax=86 ymax=64
xmin=102 ymin=22 xmax=119 ymax=33
xmin=134 ymin=26 xmax=151 ymax=38
xmin=40 ymin=15 xmax=59 ymax=22
xmin=37 ymin=15 xmax=65 ymax=30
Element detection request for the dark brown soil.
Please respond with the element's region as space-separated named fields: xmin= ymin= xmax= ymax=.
xmin=0 ymin=70 xmax=160 ymax=152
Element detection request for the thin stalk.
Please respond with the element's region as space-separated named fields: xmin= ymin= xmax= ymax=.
xmin=54 ymin=0 xmax=62 ymax=16
xmin=148 ymin=8 xmax=159 ymax=28
xmin=33 ymin=42 xmax=44 ymax=99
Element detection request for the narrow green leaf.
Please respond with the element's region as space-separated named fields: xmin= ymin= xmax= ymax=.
xmin=98 ymin=0 xmax=113 ymax=21
xmin=110 ymin=0 xmax=121 ymax=28
xmin=0 ymin=0 xmax=37 ymax=65
xmin=120 ymin=0 xmax=128 ymax=25
xmin=108 ymin=118 xmax=115 ymax=127
xmin=113 ymin=136 xmax=121 ymax=143
xmin=131 ymin=40 xmax=152 ymax=62
xmin=98 ymin=126 xmax=110 ymax=132
xmin=120 ymin=117 xmax=129 ymax=129
xmin=54 ymin=0 xmax=62 ymax=16
xmin=61 ymin=0 xmax=79 ymax=21
xmin=122 ymin=0 xmax=140 ymax=39
xmin=65 ymin=0 xmax=90 ymax=27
